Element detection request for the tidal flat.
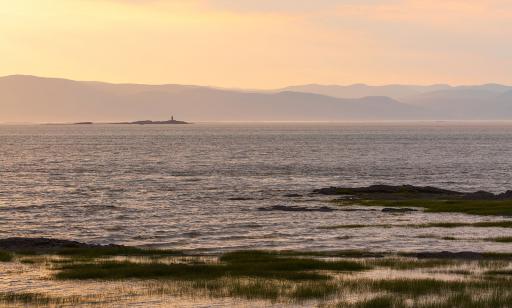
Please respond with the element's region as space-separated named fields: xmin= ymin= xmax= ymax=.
xmin=3 ymin=245 xmax=512 ymax=307
xmin=4 ymin=184 xmax=512 ymax=307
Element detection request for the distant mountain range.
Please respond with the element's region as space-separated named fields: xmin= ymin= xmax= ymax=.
xmin=1 ymin=75 xmax=511 ymax=122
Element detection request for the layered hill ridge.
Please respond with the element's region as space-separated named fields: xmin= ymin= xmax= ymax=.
xmin=1 ymin=75 xmax=511 ymax=122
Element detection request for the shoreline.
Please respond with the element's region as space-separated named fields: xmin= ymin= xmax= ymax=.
xmin=1 ymin=237 xmax=511 ymax=260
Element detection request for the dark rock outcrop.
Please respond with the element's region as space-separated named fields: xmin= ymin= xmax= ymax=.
xmin=414 ymin=251 xmax=483 ymax=260
xmin=314 ymin=184 xmax=512 ymax=200
xmin=382 ymin=208 xmax=418 ymax=213
xmin=314 ymin=185 xmax=461 ymax=196
xmin=284 ymin=194 xmax=302 ymax=198
xmin=258 ymin=205 xmax=336 ymax=212
xmin=463 ymin=191 xmax=496 ymax=200
xmin=498 ymin=190 xmax=512 ymax=199
xmin=0 ymin=237 xmax=121 ymax=252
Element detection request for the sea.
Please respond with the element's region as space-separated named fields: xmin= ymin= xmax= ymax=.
xmin=2 ymin=122 xmax=512 ymax=252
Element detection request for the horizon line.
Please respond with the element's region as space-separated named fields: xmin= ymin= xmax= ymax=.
xmin=2 ymin=74 xmax=511 ymax=91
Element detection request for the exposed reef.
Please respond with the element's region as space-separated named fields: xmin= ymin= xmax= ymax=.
xmin=113 ymin=119 xmax=190 ymax=125
xmin=314 ymin=184 xmax=512 ymax=200
xmin=257 ymin=205 xmax=337 ymax=212
xmin=314 ymin=185 xmax=512 ymax=216
xmin=0 ymin=237 xmax=121 ymax=253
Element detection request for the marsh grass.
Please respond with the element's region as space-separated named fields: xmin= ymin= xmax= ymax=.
xmin=8 ymin=248 xmax=512 ymax=306
xmin=351 ymin=295 xmax=400 ymax=308
xmin=368 ymin=279 xmax=471 ymax=296
xmin=0 ymin=292 xmax=82 ymax=305
xmin=485 ymin=269 xmax=512 ymax=276
xmin=321 ymin=221 xmax=512 ymax=229
xmin=290 ymin=281 xmax=339 ymax=300
xmin=367 ymin=258 xmax=454 ymax=270
xmin=485 ymin=236 xmax=512 ymax=243
xmin=0 ymin=250 xmax=12 ymax=262
xmin=55 ymin=247 xmax=183 ymax=258
xmin=349 ymin=199 xmax=512 ymax=216
xmin=55 ymin=250 xmax=369 ymax=281
xmin=419 ymin=291 xmax=512 ymax=308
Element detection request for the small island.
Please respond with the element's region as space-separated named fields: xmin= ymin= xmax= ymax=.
xmin=71 ymin=116 xmax=191 ymax=125
xmin=113 ymin=116 xmax=190 ymax=125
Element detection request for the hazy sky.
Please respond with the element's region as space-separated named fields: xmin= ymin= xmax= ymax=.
xmin=1 ymin=0 xmax=511 ymax=88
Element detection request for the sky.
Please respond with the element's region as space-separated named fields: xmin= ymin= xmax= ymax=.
xmin=1 ymin=0 xmax=511 ymax=88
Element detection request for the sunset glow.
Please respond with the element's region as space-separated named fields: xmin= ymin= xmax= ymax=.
xmin=1 ymin=0 xmax=511 ymax=87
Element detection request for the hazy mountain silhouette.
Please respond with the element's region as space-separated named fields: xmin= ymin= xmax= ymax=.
xmin=1 ymin=75 xmax=511 ymax=122
xmin=0 ymin=75 xmax=427 ymax=122
xmin=281 ymin=84 xmax=452 ymax=100
xmin=402 ymin=86 xmax=512 ymax=119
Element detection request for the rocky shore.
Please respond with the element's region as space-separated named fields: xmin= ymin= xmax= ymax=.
xmin=314 ymin=184 xmax=512 ymax=200
xmin=0 ymin=237 xmax=122 ymax=253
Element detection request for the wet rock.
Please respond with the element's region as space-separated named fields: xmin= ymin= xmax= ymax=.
xmin=498 ymin=190 xmax=512 ymax=199
xmin=414 ymin=251 xmax=483 ymax=260
xmin=463 ymin=191 xmax=496 ymax=200
xmin=284 ymin=193 xmax=302 ymax=198
xmin=338 ymin=208 xmax=379 ymax=212
xmin=382 ymin=208 xmax=418 ymax=213
xmin=0 ymin=237 xmax=122 ymax=253
xmin=314 ymin=185 xmax=462 ymax=196
xmin=258 ymin=205 xmax=336 ymax=212
xmin=313 ymin=186 xmax=345 ymax=195
xmin=314 ymin=184 xmax=512 ymax=200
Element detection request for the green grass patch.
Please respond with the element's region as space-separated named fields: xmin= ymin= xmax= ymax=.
xmin=55 ymin=261 xmax=229 ymax=280
xmin=368 ymin=258 xmax=454 ymax=270
xmin=485 ymin=236 xmax=512 ymax=243
xmin=55 ymin=250 xmax=369 ymax=281
xmin=0 ymin=292 xmax=81 ymax=305
xmin=289 ymin=281 xmax=338 ymax=300
xmin=0 ymin=250 xmax=13 ymax=262
xmin=321 ymin=221 xmax=512 ymax=229
xmin=353 ymin=295 xmax=400 ymax=308
xmin=351 ymin=199 xmax=512 ymax=216
xmin=420 ymin=291 xmax=512 ymax=308
xmin=485 ymin=269 xmax=512 ymax=276
xmin=226 ymin=279 xmax=281 ymax=300
xmin=481 ymin=252 xmax=512 ymax=260
xmin=369 ymin=279 xmax=470 ymax=296
xmin=55 ymin=246 xmax=183 ymax=258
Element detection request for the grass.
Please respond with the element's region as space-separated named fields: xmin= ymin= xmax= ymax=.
xmin=352 ymin=295 xmax=400 ymax=308
xmin=485 ymin=269 xmax=512 ymax=276
xmin=368 ymin=279 xmax=470 ymax=296
xmin=480 ymin=252 xmax=512 ymax=260
xmin=320 ymin=221 xmax=512 ymax=229
xmin=227 ymin=279 xmax=281 ymax=300
xmin=0 ymin=292 xmax=81 ymax=305
xmin=485 ymin=236 xmax=512 ymax=243
xmin=419 ymin=292 xmax=512 ymax=308
xmin=55 ymin=250 xmax=369 ymax=281
xmin=281 ymin=250 xmax=384 ymax=258
xmin=289 ymin=281 xmax=338 ymax=300
xmin=0 ymin=250 xmax=13 ymax=262
xmin=8 ymin=248 xmax=512 ymax=305
xmin=368 ymin=258 xmax=454 ymax=270
xmin=349 ymin=199 xmax=512 ymax=216
xmin=54 ymin=246 xmax=183 ymax=258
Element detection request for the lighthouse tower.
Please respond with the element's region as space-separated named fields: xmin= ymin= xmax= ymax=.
xmin=171 ymin=115 xmax=174 ymax=121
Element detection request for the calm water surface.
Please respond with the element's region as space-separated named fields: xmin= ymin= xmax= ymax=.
xmin=1 ymin=122 xmax=512 ymax=252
